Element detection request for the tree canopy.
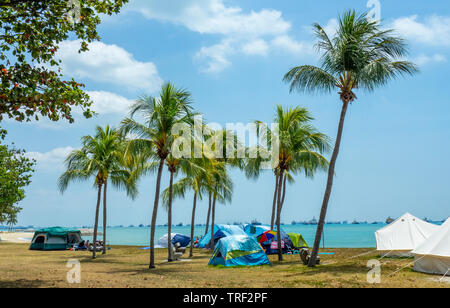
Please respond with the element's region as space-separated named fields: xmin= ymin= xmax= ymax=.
xmin=0 ymin=0 xmax=128 ymax=123
xmin=0 ymin=127 xmax=35 ymax=225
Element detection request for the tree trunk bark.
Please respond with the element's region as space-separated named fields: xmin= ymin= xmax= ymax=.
xmin=204 ymin=191 xmax=212 ymax=235
xmin=276 ymin=171 xmax=284 ymax=261
xmin=92 ymin=183 xmax=102 ymax=259
xmin=167 ymin=170 xmax=175 ymax=262
xmin=102 ymin=180 xmax=107 ymax=255
xmin=210 ymin=193 xmax=217 ymax=251
xmin=167 ymin=171 xmax=173 ymax=262
xmin=189 ymin=191 xmax=198 ymax=257
xmin=280 ymin=173 xmax=287 ymax=211
xmin=271 ymin=172 xmax=279 ymax=230
xmin=149 ymin=158 xmax=165 ymax=269
xmin=308 ymin=100 xmax=349 ymax=267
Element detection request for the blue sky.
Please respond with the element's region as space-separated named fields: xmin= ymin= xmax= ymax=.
xmin=3 ymin=0 xmax=450 ymax=227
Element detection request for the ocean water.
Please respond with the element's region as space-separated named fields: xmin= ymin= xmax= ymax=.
xmin=90 ymin=223 xmax=390 ymax=248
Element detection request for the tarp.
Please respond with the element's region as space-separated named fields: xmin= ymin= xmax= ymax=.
xmin=157 ymin=233 xmax=191 ymax=248
xmin=412 ymin=218 xmax=450 ymax=275
xmin=30 ymin=227 xmax=82 ymax=251
xmin=287 ymin=233 xmax=308 ymax=248
xmin=197 ymin=225 xmax=247 ymax=249
xmin=375 ymin=213 xmax=440 ymax=257
xmin=209 ymin=235 xmax=271 ymax=267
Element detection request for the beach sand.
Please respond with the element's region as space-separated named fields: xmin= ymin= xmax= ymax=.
xmin=0 ymin=232 xmax=33 ymax=243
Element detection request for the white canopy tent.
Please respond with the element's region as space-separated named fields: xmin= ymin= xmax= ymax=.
xmin=412 ymin=218 xmax=450 ymax=276
xmin=375 ymin=213 xmax=440 ymax=257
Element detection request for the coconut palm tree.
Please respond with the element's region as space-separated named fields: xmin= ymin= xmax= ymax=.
xmin=162 ymin=157 xmax=209 ymax=257
xmin=120 ymin=83 xmax=194 ymax=269
xmin=283 ymin=10 xmax=418 ymax=266
xmin=207 ymin=160 xmax=233 ymax=251
xmin=58 ymin=125 xmax=138 ymax=259
xmin=273 ymin=106 xmax=330 ymax=261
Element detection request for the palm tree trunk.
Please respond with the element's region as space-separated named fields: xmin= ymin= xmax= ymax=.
xmin=276 ymin=171 xmax=284 ymax=261
xmin=308 ymin=100 xmax=349 ymax=267
xmin=92 ymin=183 xmax=103 ymax=259
xmin=189 ymin=191 xmax=198 ymax=257
xmin=271 ymin=172 xmax=279 ymax=230
xmin=102 ymin=180 xmax=107 ymax=255
xmin=149 ymin=158 xmax=165 ymax=269
xmin=210 ymin=193 xmax=217 ymax=250
xmin=167 ymin=170 xmax=174 ymax=262
xmin=280 ymin=173 xmax=287 ymax=211
xmin=204 ymin=191 xmax=212 ymax=235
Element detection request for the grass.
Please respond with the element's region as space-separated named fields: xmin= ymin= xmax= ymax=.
xmin=0 ymin=243 xmax=448 ymax=288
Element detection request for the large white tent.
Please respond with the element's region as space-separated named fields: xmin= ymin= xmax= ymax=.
xmin=412 ymin=218 xmax=450 ymax=276
xmin=375 ymin=213 xmax=440 ymax=257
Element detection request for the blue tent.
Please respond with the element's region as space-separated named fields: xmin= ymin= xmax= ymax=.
xmin=243 ymin=224 xmax=271 ymax=238
xmin=197 ymin=225 xmax=247 ymax=248
xmin=172 ymin=234 xmax=190 ymax=247
xmin=209 ymin=235 xmax=271 ymax=267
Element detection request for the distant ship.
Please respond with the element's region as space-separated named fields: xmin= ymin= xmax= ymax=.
xmin=385 ymin=217 xmax=394 ymax=224
xmin=176 ymin=223 xmax=183 ymax=227
xmin=251 ymin=219 xmax=262 ymax=225
xmin=352 ymin=220 xmax=360 ymax=225
xmin=307 ymin=217 xmax=318 ymax=225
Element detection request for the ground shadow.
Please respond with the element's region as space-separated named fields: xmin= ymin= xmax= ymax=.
xmin=0 ymin=279 xmax=46 ymax=288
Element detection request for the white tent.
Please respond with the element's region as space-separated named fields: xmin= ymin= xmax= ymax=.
xmin=375 ymin=213 xmax=440 ymax=257
xmin=157 ymin=233 xmax=177 ymax=248
xmin=412 ymin=218 xmax=450 ymax=276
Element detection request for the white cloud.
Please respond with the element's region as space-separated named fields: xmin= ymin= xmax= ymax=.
xmin=130 ymin=0 xmax=290 ymax=37
xmin=391 ymin=15 xmax=450 ymax=47
xmin=242 ymin=39 xmax=269 ymax=56
xmin=271 ymin=35 xmax=314 ymax=55
xmin=195 ymin=40 xmax=234 ymax=73
xmin=26 ymin=147 xmax=75 ymax=171
xmin=322 ymin=18 xmax=338 ymax=39
xmin=412 ymin=54 xmax=447 ymax=66
xmin=129 ymin=0 xmax=313 ymax=73
xmin=57 ymin=40 xmax=163 ymax=92
xmin=85 ymin=91 xmax=135 ymax=115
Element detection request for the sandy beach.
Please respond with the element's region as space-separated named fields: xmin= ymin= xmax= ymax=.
xmin=0 ymin=232 xmax=33 ymax=243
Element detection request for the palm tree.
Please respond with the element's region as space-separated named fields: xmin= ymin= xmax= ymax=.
xmin=120 ymin=83 xmax=193 ymax=268
xmin=252 ymin=106 xmax=330 ymax=261
xmin=283 ymin=10 xmax=418 ymax=266
xmin=162 ymin=157 xmax=208 ymax=258
xmin=207 ymin=160 xmax=233 ymax=251
xmin=58 ymin=125 xmax=137 ymax=259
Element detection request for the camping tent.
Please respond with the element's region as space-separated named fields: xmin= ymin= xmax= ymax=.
xmin=412 ymin=218 xmax=450 ymax=276
xmin=29 ymin=227 xmax=82 ymax=251
xmin=375 ymin=213 xmax=440 ymax=257
xmin=243 ymin=224 xmax=271 ymax=238
xmin=261 ymin=230 xmax=294 ymax=255
xmin=209 ymin=235 xmax=271 ymax=267
xmin=197 ymin=225 xmax=247 ymax=249
xmin=157 ymin=233 xmax=191 ymax=248
xmin=288 ymin=233 xmax=308 ymax=248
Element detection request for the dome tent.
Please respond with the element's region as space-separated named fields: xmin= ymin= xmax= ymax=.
xmin=243 ymin=224 xmax=271 ymax=238
xmin=30 ymin=227 xmax=82 ymax=251
xmin=157 ymin=233 xmax=190 ymax=248
xmin=197 ymin=224 xmax=247 ymax=249
xmin=209 ymin=235 xmax=270 ymax=267
xmin=375 ymin=213 xmax=440 ymax=257
xmin=412 ymin=218 xmax=450 ymax=276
